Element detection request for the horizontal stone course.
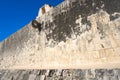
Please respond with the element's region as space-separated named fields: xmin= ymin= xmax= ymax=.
xmin=0 ymin=69 xmax=120 ymax=80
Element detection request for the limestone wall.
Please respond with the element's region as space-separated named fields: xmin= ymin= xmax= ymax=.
xmin=0 ymin=69 xmax=120 ymax=80
xmin=0 ymin=0 xmax=120 ymax=69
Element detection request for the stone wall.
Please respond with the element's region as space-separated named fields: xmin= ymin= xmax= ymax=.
xmin=0 ymin=0 xmax=120 ymax=69
xmin=0 ymin=69 xmax=120 ymax=80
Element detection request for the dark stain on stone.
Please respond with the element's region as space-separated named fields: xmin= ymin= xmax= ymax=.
xmin=101 ymin=44 xmax=104 ymax=48
xmin=23 ymin=73 xmax=29 ymax=80
xmin=43 ymin=0 xmax=120 ymax=43
xmin=95 ymin=69 xmax=106 ymax=79
xmin=88 ymin=70 xmax=94 ymax=76
xmin=78 ymin=70 xmax=86 ymax=80
xmin=107 ymin=70 xmax=114 ymax=76
xmin=48 ymin=70 xmax=56 ymax=77
xmin=110 ymin=14 xmax=120 ymax=21
xmin=39 ymin=70 xmax=46 ymax=75
xmin=88 ymin=39 xmax=93 ymax=43
xmin=97 ymin=22 xmax=106 ymax=39
xmin=96 ymin=0 xmax=120 ymax=21
xmin=0 ymin=69 xmax=120 ymax=80
xmin=117 ymin=26 xmax=120 ymax=31
xmin=103 ymin=0 xmax=120 ymax=15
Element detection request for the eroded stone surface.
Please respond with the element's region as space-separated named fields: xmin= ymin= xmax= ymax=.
xmin=0 ymin=0 xmax=120 ymax=69
xmin=0 ymin=69 xmax=120 ymax=80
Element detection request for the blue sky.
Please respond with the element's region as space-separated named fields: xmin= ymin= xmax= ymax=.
xmin=0 ymin=0 xmax=63 ymax=42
